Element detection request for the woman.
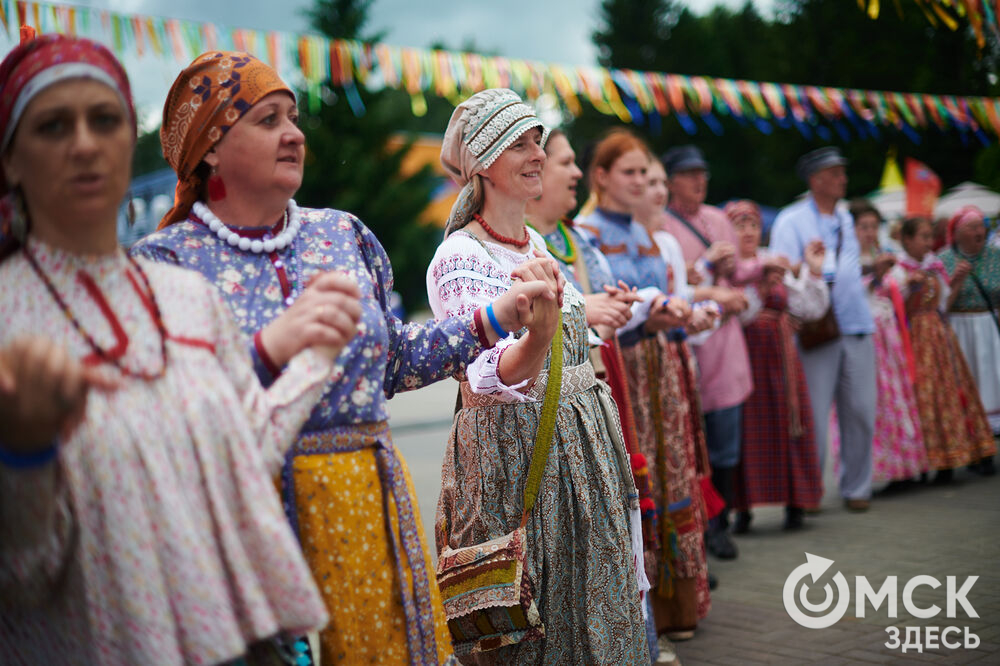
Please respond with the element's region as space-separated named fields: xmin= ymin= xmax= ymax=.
xmin=890 ymin=217 xmax=996 ymax=480
xmin=133 ymin=53 xmax=555 ymax=665
xmin=525 ymin=129 xmax=666 ymax=662
xmin=940 ymin=206 xmax=1000 ymax=462
xmin=0 ymin=33 xmax=361 ymax=664
xmin=575 ymin=129 xmax=714 ymax=645
xmin=837 ymin=200 xmax=926 ymax=489
xmin=427 ymin=89 xmax=648 ymax=664
xmin=725 ymin=200 xmax=826 ymax=531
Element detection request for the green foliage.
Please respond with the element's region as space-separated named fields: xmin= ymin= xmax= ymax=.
xmin=132 ymin=128 xmax=168 ymax=177
xmin=576 ymin=0 xmax=1000 ymax=210
xmin=299 ymin=0 xmax=444 ymax=311
xmin=296 ymin=86 xmax=441 ymax=309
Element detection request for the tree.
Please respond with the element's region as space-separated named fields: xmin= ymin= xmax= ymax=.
xmin=297 ymin=0 xmax=441 ymax=310
xmin=576 ymin=0 xmax=999 ymax=210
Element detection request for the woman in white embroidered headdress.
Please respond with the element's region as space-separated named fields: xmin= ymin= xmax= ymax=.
xmin=426 ymin=89 xmax=648 ymax=664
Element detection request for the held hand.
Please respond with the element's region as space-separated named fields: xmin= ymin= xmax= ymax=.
xmin=804 ymin=240 xmax=827 ymax=276
xmin=0 ymin=338 xmax=119 ymax=451
xmin=491 ymin=278 xmax=558 ymax=337
xmin=873 ymin=253 xmax=896 ymax=281
xmin=644 ymin=295 xmax=691 ymax=333
xmin=686 ymin=306 xmax=719 ymax=334
xmin=705 ymin=241 xmax=735 ymax=266
xmin=584 ymin=292 xmax=632 ymax=330
xmin=760 ymin=267 xmax=785 ymax=297
xmin=515 ymin=250 xmax=566 ymax=308
xmin=714 ymin=287 xmax=749 ymax=315
xmin=707 ymin=242 xmax=737 ymax=277
xmin=603 ymin=280 xmax=644 ymax=305
xmin=950 ymin=260 xmax=972 ymax=286
xmin=259 ymin=271 xmax=363 ymax=367
xmin=686 ymin=261 xmax=704 ymax=286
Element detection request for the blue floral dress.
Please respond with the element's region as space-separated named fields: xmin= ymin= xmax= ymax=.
xmin=133 ymin=207 xmax=482 ymax=665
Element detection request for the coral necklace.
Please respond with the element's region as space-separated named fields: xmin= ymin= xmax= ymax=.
xmin=22 ymin=245 xmax=169 ymax=380
xmin=473 ymin=212 xmax=530 ymax=248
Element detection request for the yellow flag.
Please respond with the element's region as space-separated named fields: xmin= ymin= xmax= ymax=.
xmin=879 ymin=148 xmax=905 ymax=191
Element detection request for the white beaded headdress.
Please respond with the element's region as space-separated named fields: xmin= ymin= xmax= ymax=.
xmin=440 ymin=88 xmax=549 ymax=234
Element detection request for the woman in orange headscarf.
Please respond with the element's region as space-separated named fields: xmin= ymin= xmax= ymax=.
xmin=132 ymin=52 xmax=559 ymax=664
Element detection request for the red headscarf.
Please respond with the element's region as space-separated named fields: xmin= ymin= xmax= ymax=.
xmin=0 ymin=29 xmax=135 ymax=196
xmin=158 ymin=51 xmax=293 ymax=228
xmin=945 ymin=205 xmax=984 ymax=247
xmin=723 ymin=199 xmax=761 ymax=224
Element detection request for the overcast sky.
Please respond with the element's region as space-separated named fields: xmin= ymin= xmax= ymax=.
xmin=1 ymin=0 xmax=775 ymax=125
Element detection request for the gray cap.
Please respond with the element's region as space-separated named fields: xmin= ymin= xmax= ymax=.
xmin=662 ymin=145 xmax=708 ymax=176
xmin=796 ymin=146 xmax=847 ymax=181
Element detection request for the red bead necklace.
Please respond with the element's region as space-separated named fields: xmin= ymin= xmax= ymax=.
xmin=473 ymin=213 xmax=530 ymax=248
xmin=22 ymin=245 xmax=169 ymax=380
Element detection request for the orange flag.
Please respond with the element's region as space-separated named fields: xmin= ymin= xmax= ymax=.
xmin=904 ymin=157 xmax=941 ymax=217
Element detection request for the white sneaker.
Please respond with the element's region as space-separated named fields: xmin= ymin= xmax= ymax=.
xmin=656 ymin=634 xmax=682 ymax=665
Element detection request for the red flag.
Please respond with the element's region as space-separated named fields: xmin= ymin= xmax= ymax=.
xmin=905 ymin=157 xmax=942 ymax=218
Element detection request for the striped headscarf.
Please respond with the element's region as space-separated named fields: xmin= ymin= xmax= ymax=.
xmin=440 ymin=88 xmax=549 ymax=234
xmin=158 ymin=51 xmax=293 ymax=228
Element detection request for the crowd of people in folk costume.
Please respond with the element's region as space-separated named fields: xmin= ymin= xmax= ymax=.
xmin=1 ymin=32 xmax=997 ymax=666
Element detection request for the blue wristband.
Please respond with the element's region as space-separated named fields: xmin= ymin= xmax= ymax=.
xmin=0 ymin=441 xmax=59 ymax=469
xmin=485 ymin=303 xmax=509 ymax=339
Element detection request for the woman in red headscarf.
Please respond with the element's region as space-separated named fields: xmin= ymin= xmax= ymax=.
xmin=0 ymin=31 xmax=365 ymax=664
xmin=939 ymin=206 xmax=1000 ymax=472
xmin=725 ymin=200 xmax=826 ymax=531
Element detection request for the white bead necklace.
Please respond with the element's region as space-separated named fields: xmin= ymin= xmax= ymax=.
xmin=193 ymin=200 xmax=301 ymax=254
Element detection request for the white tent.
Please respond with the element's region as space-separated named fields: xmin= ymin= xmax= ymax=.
xmin=935 ymin=182 xmax=1000 ymax=219
xmin=867 ymin=188 xmax=905 ymax=221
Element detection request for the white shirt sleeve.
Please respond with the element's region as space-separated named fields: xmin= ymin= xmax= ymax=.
xmin=426 ymin=232 xmax=532 ymax=402
xmin=785 ymin=266 xmax=831 ymax=322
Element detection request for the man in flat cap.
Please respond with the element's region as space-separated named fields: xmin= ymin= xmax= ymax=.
xmin=769 ymin=146 xmax=876 ymax=512
xmin=662 ymin=145 xmax=752 ymax=560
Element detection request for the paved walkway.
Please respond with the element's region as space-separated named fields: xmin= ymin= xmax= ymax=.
xmin=387 ymin=380 xmax=1000 ymax=665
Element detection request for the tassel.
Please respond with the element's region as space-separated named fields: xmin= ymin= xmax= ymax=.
xmin=207 ymin=166 xmax=226 ymax=201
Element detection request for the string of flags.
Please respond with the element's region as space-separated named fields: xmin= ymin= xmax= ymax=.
xmin=2 ymin=0 xmax=998 ymax=144
xmin=856 ymin=0 xmax=1000 ymax=51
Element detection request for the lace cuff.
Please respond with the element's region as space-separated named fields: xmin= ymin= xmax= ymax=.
xmin=465 ymin=337 xmax=533 ymax=402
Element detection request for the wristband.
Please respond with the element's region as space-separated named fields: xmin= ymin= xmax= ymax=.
xmin=473 ymin=308 xmax=492 ymax=347
xmin=0 ymin=441 xmax=58 ymax=469
xmin=485 ymin=303 xmax=510 ymax=339
xmin=253 ymin=330 xmax=282 ymax=378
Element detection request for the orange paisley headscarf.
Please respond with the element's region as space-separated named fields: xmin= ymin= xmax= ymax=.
xmin=158 ymin=51 xmax=293 ymax=228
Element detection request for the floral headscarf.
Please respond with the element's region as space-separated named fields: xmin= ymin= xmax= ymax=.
xmin=158 ymin=51 xmax=293 ymax=228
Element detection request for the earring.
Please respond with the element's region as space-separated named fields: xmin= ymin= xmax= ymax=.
xmin=9 ymin=188 xmax=27 ymax=241
xmin=207 ymin=165 xmax=227 ymax=201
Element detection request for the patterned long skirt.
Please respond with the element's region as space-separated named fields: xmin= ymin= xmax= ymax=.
xmin=437 ymin=301 xmax=647 ymax=665
xmin=830 ymin=299 xmax=929 ymax=482
xmin=736 ymin=311 xmax=822 ymax=509
xmin=910 ymin=311 xmax=997 ymax=469
xmin=621 ymin=335 xmax=710 ymax=633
